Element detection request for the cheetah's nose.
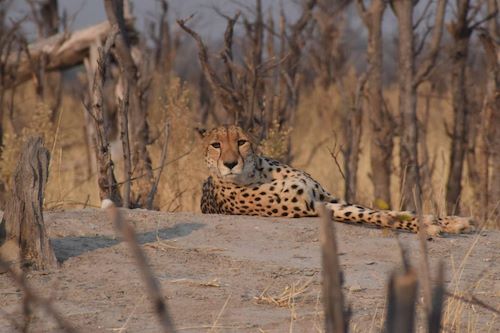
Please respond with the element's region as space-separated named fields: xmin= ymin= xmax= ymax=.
xmin=223 ymin=161 xmax=238 ymax=170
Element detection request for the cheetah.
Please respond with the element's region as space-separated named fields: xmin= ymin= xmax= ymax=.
xmin=200 ymin=125 xmax=474 ymax=236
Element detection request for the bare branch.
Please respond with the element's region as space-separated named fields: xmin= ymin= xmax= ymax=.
xmin=469 ymin=9 xmax=498 ymax=31
xmin=219 ymin=12 xmax=240 ymax=89
xmin=88 ymin=26 xmax=123 ymax=205
xmin=467 ymin=0 xmax=488 ymax=24
xmin=354 ymin=0 xmax=369 ymax=26
xmin=177 ymin=16 xmax=244 ymax=117
xmin=104 ymin=0 xmax=155 ymax=208
xmin=2 ymin=18 xmax=135 ymax=88
xmin=146 ymin=122 xmax=170 ymax=210
xmin=328 ymin=133 xmax=346 ymax=182
xmin=107 ymin=206 xmax=176 ymax=332
xmin=0 ymin=259 xmax=79 ymax=333
xmin=414 ymin=24 xmax=433 ymax=57
xmin=445 ymin=291 xmax=500 ymax=315
xmin=118 ymin=79 xmax=132 ymax=208
xmin=413 ymin=0 xmax=433 ymax=30
xmin=414 ymin=0 xmax=447 ymax=86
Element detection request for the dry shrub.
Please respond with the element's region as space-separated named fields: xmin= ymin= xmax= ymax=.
xmin=0 ymin=81 xmax=101 ymax=209
xmin=259 ymin=120 xmax=292 ymax=161
xmin=290 ymin=70 xmax=361 ymax=202
xmin=254 ymin=278 xmax=313 ymax=309
xmin=441 ymin=235 xmax=497 ymax=332
xmin=148 ymin=76 xmax=204 ymax=212
xmin=0 ymin=102 xmax=54 ymax=190
xmin=289 ymin=74 xmax=484 ymax=218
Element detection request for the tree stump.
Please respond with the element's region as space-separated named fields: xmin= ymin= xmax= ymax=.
xmin=0 ymin=137 xmax=57 ymax=270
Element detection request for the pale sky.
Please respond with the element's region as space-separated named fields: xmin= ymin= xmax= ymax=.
xmin=10 ymin=0 xmax=304 ymax=41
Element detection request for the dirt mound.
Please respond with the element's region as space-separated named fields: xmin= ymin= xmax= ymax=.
xmin=1 ymin=209 xmax=498 ymax=332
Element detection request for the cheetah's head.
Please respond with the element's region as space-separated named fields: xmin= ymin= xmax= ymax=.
xmin=200 ymin=125 xmax=257 ymax=184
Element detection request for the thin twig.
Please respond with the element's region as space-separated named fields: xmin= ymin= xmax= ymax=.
xmin=146 ymin=121 xmax=170 ymax=209
xmin=445 ymin=291 xmax=500 ymax=315
xmin=0 ymin=259 xmax=78 ymax=333
xmin=209 ymin=294 xmax=231 ymax=333
xmin=328 ymin=132 xmax=346 ymax=181
xmin=107 ymin=206 xmax=176 ymax=332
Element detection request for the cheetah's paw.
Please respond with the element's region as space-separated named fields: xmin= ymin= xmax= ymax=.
xmin=438 ymin=216 xmax=475 ymax=234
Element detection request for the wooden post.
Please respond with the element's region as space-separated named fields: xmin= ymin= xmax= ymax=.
xmin=428 ymin=262 xmax=445 ymax=333
xmin=0 ymin=137 xmax=57 ymax=270
xmin=385 ymin=247 xmax=418 ymax=333
xmin=318 ymin=204 xmax=350 ymax=333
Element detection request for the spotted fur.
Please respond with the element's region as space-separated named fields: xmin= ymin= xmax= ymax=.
xmin=200 ymin=125 xmax=474 ymax=236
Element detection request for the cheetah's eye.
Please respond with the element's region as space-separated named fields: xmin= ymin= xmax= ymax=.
xmin=237 ymin=139 xmax=247 ymax=146
xmin=211 ymin=142 xmax=221 ymax=149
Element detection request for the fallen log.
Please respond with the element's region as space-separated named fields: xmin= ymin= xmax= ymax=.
xmin=3 ymin=18 xmax=136 ymax=88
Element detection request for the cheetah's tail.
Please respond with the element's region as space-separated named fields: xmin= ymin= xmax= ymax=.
xmin=323 ymin=201 xmax=475 ymax=236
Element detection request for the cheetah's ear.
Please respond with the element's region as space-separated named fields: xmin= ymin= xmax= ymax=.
xmin=195 ymin=127 xmax=207 ymax=138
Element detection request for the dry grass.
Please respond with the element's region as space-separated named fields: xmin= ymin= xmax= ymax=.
xmin=260 ymin=120 xmax=293 ymax=161
xmin=254 ymin=278 xmax=313 ymax=309
xmin=169 ymin=278 xmax=222 ymax=288
xmin=0 ymin=100 xmax=55 ymax=189
xmin=441 ymin=229 xmax=499 ymax=332
xmin=253 ymin=279 xmax=313 ymax=333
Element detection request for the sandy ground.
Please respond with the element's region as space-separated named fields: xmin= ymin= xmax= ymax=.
xmin=0 ymin=209 xmax=498 ymax=332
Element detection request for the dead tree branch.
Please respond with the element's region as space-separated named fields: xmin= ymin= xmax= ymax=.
xmin=0 ymin=258 xmax=78 ymax=333
xmin=107 ymin=205 xmax=176 ymax=333
xmin=177 ymin=15 xmax=245 ymax=122
xmin=146 ymin=122 xmax=170 ymax=210
xmin=86 ymin=27 xmax=123 ymax=206
xmin=414 ymin=0 xmax=448 ymax=86
xmin=385 ymin=246 xmax=418 ymax=333
xmin=104 ymin=0 xmax=154 ymax=208
xmin=118 ymin=79 xmax=132 ymax=208
xmin=2 ymin=18 xmax=135 ymax=88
